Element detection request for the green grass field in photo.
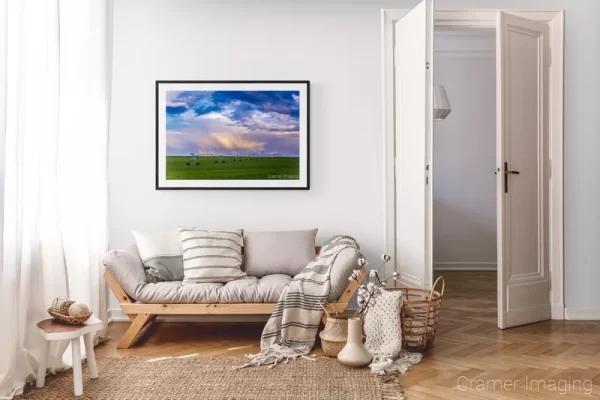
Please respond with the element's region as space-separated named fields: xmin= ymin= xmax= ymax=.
xmin=166 ymin=156 xmax=300 ymax=180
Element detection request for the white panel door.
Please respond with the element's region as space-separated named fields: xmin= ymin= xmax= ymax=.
xmin=497 ymin=12 xmax=551 ymax=329
xmin=394 ymin=0 xmax=434 ymax=289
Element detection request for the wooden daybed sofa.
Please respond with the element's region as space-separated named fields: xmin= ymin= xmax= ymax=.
xmin=103 ymin=246 xmax=364 ymax=349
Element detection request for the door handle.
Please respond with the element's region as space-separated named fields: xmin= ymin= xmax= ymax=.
xmin=504 ymin=162 xmax=520 ymax=193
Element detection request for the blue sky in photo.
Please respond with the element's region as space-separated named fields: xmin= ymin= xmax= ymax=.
xmin=165 ymin=90 xmax=301 ymax=157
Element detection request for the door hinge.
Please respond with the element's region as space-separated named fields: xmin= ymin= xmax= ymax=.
xmin=549 ymin=159 xmax=552 ymax=179
xmin=549 ymin=48 xmax=552 ymax=66
xmin=426 ymin=61 xmax=430 ymax=70
xmin=426 ymin=164 xmax=429 ymax=184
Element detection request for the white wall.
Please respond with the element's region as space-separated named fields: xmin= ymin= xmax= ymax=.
xmin=433 ymin=31 xmax=497 ymax=270
xmin=110 ymin=0 xmax=600 ymax=315
xmin=108 ymin=0 xmax=400 ymax=311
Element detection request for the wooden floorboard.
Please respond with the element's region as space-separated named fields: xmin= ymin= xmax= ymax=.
xmin=97 ymin=271 xmax=600 ymax=398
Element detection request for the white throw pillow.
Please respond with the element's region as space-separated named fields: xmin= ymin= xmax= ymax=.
xmin=132 ymin=230 xmax=183 ymax=282
xmin=179 ymin=227 xmax=247 ymax=285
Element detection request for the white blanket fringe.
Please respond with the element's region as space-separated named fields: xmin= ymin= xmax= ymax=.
xmin=369 ymin=351 xmax=423 ymax=375
xmin=234 ymin=344 xmax=316 ymax=370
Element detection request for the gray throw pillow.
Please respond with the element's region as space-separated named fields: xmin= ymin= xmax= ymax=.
xmin=132 ymin=230 xmax=184 ymax=283
xmin=243 ymin=229 xmax=318 ymax=278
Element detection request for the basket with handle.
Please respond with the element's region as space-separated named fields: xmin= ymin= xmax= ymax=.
xmin=386 ymin=276 xmax=445 ymax=350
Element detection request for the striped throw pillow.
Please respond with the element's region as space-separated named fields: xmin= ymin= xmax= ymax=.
xmin=179 ymin=228 xmax=247 ymax=284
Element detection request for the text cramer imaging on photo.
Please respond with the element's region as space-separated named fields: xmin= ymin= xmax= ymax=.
xmin=457 ymin=376 xmax=593 ymax=396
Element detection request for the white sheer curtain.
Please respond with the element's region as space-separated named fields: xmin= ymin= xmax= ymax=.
xmin=0 ymin=1 xmax=112 ymax=398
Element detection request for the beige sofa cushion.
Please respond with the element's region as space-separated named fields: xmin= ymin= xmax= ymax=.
xmin=103 ymin=245 xmax=361 ymax=304
xmin=242 ymin=229 xmax=317 ymax=277
xmin=129 ymin=274 xmax=291 ymax=304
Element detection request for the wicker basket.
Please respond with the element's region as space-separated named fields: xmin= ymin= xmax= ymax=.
xmin=386 ymin=276 xmax=445 ymax=351
xmin=319 ymin=315 xmax=349 ymax=357
xmin=47 ymin=308 xmax=92 ymax=325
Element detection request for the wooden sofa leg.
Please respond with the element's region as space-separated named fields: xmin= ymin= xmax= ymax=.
xmin=117 ymin=313 xmax=157 ymax=349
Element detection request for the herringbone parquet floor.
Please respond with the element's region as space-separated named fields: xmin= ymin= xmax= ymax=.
xmin=98 ymin=271 xmax=600 ymax=398
xmin=401 ymin=272 xmax=600 ymax=399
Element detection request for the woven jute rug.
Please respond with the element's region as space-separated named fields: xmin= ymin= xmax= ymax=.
xmin=19 ymin=357 xmax=405 ymax=400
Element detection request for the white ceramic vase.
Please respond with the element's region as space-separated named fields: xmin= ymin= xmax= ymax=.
xmin=337 ymin=316 xmax=372 ymax=367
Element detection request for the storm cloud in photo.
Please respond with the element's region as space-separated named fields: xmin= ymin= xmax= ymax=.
xmin=165 ymin=90 xmax=301 ymax=157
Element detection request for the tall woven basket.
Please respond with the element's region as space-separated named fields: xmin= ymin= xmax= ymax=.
xmin=386 ymin=276 xmax=445 ymax=351
xmin=319 ymin=316 xmax=349 ymax=357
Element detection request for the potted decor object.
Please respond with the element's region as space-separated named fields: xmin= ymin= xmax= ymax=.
xmin=339 ymin=255 xmax=427 ymax=374
xmin=347 ymin=255 xmax=445 ymax=351
xmin=337 ymin=316 xmax=372 ymax=367
xmin=319 ymin=315 xmax=349 ymax=357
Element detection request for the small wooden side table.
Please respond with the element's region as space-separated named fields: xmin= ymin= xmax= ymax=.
xmin=36 ymin=316 xmax=104 ymax=397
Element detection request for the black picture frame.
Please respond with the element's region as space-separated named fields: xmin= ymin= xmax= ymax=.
xmin=155 ymin=80 xmax=310 ymax=190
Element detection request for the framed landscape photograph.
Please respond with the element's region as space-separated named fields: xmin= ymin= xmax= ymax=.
xmin=156 ymin=80 xmax=309 ymax=189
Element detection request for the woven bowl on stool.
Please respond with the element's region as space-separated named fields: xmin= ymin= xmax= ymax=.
xmin=47 ymin=308 xmax=92 ymax=325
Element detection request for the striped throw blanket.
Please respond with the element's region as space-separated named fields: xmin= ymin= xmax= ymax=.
xmin=237 ymin=235 xmax=361 ymax=369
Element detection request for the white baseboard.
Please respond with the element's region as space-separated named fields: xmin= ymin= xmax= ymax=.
xmin=564 ymin=307 xmax=600 ymax=320
xmin=434 ymin=262 xmax=497 ymax=271
xmin=107 ymin=308 xmax=270 ymax=324
xmin=551 ymin=303 xmax=565 ymax=320
xmin=108 ymin=308 xmax=127 ymax=323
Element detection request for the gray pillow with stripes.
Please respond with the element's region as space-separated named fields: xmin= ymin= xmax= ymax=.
xmin=179 ymin=228 xmax=247 ymax=284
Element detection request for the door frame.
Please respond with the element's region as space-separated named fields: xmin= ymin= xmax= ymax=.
xmin=382 ymin=9 xmax=565 ymax=319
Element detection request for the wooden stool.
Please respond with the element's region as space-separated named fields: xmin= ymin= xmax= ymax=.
xmin=36 ymin=316 xmax=104 ymax=397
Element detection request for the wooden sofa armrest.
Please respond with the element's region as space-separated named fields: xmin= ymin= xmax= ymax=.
xmin=104 ymin=269 xmax=134 ymax=305
xmin=321 ymin=267 xmax=365 ymax=324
